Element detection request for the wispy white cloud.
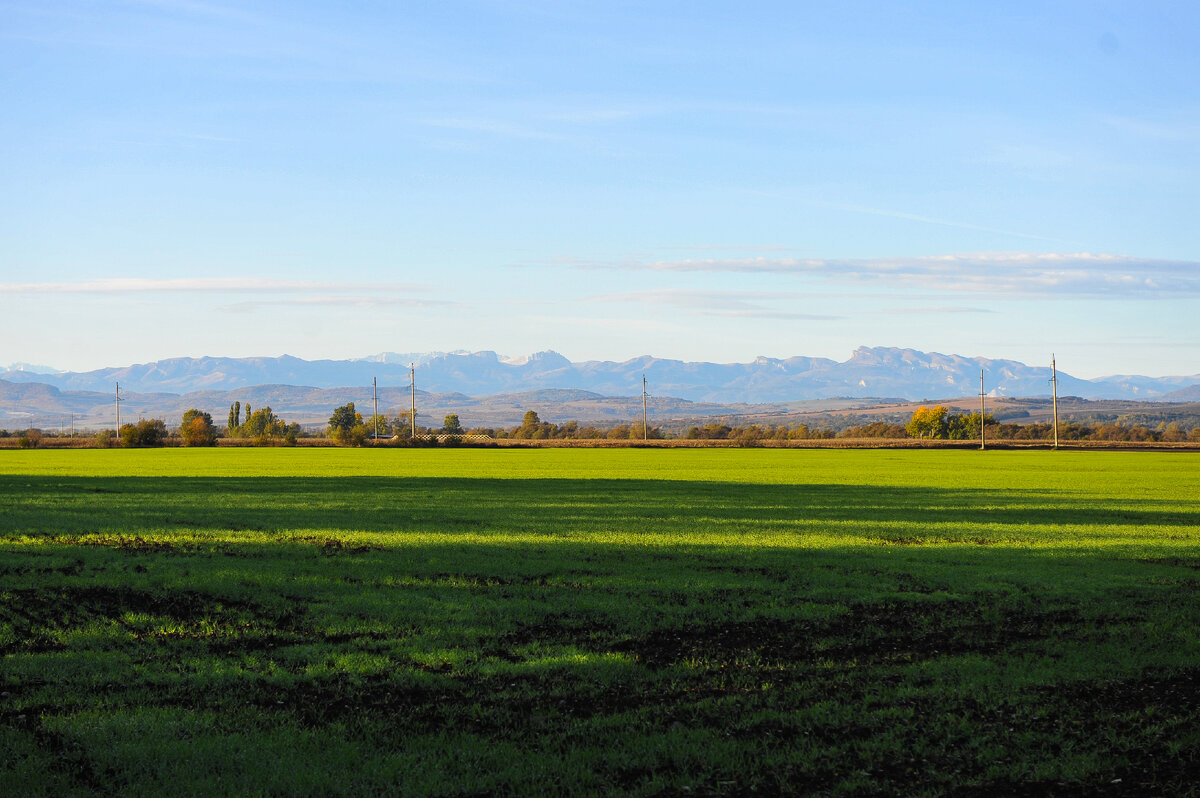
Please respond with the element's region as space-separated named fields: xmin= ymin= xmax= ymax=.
xmin=1101 ymin=114 xmax=1200 ymax=143
xmin=540 ymin=107 xmax=640 ymax=124
xmin=522 ymin=314 xmax=679 ymax=335
xmin=698 ymin=309 xmax=844 ymax=320
xmin=124 ymin=0 xmax=263 ymax=24
xmin=588 ymin=289 xmax=842 ymax=320
xmin=576 ymin=252 xmax=1200 ymax=297
xmin=876 ymin=306 xmax=996 ymax=315
xmin=3 ymin=0 xmax=280 ymax=57
xmin=417 ymin=116 xmax=561 ymax=141
xmin=580 ymin=257 xmax=824 ymax=274
xmin=224 ymin=296 xmax=454 ymax=312
xmin=703 ymin=190 xmax=1080 ymax=247
xmin=813 ymin=202 xmax=1070 ymax=244
xmin=661 ymin=244 xmax=795 ymax=253
xmin=0 ymin=277 xmax=424 ymax=293
xmin=168 ymin=131 xmax=240 ymax=143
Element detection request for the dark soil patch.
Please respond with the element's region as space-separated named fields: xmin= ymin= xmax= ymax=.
xmin=498 ymin=612 xmax=621 ymax=649
xmin=0 ymin=560 xmax=84 ymax=577
xmin=30 ymin=725 xmax=108 ymax=793
xmin=297 ymin=536 xmax=380 ymax=555
xmin=824 ymin=602 xmax=1081 ymax=663
xmin=613 ymin=601 xmax=1084 ymax=669
xmin=975 ymin=668 xmax=1200 ymax=793
xmin=3 ymin=585 xmax=226 ymax=625
xmin=468 ymin=674 xmax=645 ymax=726
xmin=946 ymin=777 xmax=1139 ymax=797
xmin=113 ymin=536 xmax=179 ymax=553
xmin=53 ymin=534 xmax=190 ymax=554
xmin=695 ymin=563 xmax=788 ymax=579
xmin=645 ymin=766 xmax=839 ymax=798
xmin=252 ymin=668 xmax=650 ymax=734
xmin=1137 ymin=557 xmax=1200 ymax=570
xmin=415 ymin=572 xmax=589 ymax=590
xmin=1037 ymin=667 xmax=1200 ymax=717
xmin=0 ymin=585 xmax=304 ymax=653
xmin=259 ymin=674 xmax=449 ymax=729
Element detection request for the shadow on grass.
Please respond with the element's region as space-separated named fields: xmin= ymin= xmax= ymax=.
xmin=3 ymin=474 xmax=1198 ymax=667
xmin=2 ymin=475 xmax=1197 ymax=537
xmin=3 ymin=476 xmax=1200 ymax=795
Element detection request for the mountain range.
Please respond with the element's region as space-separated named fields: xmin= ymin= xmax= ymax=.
xmin=1 ymin=380 xmax=840 ymax=431
xmin=4 ymin=347 xmax=1198 ymax=404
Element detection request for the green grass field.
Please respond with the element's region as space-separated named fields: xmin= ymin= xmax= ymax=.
xmin=2 ymin=448 xmax=1199 ymax=796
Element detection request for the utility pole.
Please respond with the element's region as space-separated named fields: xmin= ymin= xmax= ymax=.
xmin=979 ymin=369 xmax=986 ymax=451
xmin=373 ymin=377 xmax=379 ymax=443
xmin=1050 ymin=355 xmax=1059 ymax=451
xmin=115 ymin=382 xmax=123 ymax=431
xmin=642 ymin=374 xmax=648 ymax=441
xmin=410 ymin=364 xmax=417 ymax=439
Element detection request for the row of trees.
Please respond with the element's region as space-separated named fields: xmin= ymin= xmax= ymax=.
xmin=899 ymin=405 xmax=1200 ymax=443
xmin=904 ymin=406 xmax=990 ymax=440
xmin=326 ymin=403 xmax=433 ymax=444
xmin=319 ymin=407 xmax=912 ymax=445
xmin=321 ymin=406 xmax=665 ymax=445
xmin=989 ymin=420 xmax=1200 ymax=442
xmin=90 ymin=406 xmax=302 ymax=448
xmin=7 ymin=403 xmax=1200 ymax=448
xmin=226 ymin=402 xmax=302 ymax=443
xmin=99 ymin=403 xmax=1200 ymax=448
xmin=491 ymin=411 xmax=663 ymax=441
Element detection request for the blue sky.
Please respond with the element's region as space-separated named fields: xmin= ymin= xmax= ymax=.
xmin=2 ymin=1 xmax=1198 ymax=378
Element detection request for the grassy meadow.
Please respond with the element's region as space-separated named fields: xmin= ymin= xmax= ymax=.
xmin=2 ymin=448 xmax=1199 ymax=796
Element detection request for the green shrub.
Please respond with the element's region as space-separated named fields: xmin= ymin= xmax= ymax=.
xmin=120 ymin=419 xmax=168 ymax=448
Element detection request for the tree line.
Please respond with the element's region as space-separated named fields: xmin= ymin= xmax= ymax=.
xmin=5 ymin=402 xmax=1199 ymax=448
xmin=81 ymin=403 xmax=305 ymax=448
xmin=320 ymin=403 xmax=1200 ymax=446
xmin=889 ymin=405 xmax=1200 ymax=443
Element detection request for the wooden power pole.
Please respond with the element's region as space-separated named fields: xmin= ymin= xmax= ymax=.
xmin=642 ymin=374 xmax=648 ymax=441
xmin=115 ymin=382 xmax=123 ymax=431
xmin=410 ymin=364 xmax=417 ymax=439
xmin=979 ymin=369 xmax=986 ymax=451
xmin=1051 ymin=355 xmax=1059 ymax=450
xmin=373 ymin=377 xmax=379 ymax=443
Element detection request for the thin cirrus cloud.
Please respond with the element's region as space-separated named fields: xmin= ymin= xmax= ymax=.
xmin=1101 ymin=114 xmax=1200 ymax=143
xmin=577 ymin=253 xmax=1200 ymax=297
xmin=417 ymin=116 xmax=562 ymax=141
xmin=0 ymin=277 xmax=426 ymax=294
xmin=225 ymin=296 xmax=454 ymax=313
xmin=588 ymin=289 xmax=842 ymax=320
xmin=876 ymin=306 xmax=996 ymax=315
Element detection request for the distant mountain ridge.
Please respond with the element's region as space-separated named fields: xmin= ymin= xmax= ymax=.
xmin=2 ymin=347 xmax=1197 ymax=404
xmin=0 ymin=379 xmax=808 ymax=430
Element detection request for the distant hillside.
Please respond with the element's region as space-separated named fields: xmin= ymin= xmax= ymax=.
xmin=3 ymin=347 xmax=1198 ymax=404
xmin=1161 ymin=384 xmax=1200 ymax=402
xmin=7 ymin=376 xmax=1200 ymax=434
xmin=0 ymin=379 xmax=832 ymax=431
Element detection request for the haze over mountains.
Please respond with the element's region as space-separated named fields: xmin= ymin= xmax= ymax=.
xmin=4 ymin=347 xmax=1197 ymax=404
xmin=4 ymin=347 xmax=1199 ymax=431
